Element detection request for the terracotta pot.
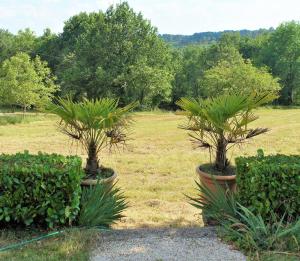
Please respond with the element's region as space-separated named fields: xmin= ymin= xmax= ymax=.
xmin=196 ymin=166 xmax=236 ymax=193
xmin=81 ymin=171 xmax=117 ymax=188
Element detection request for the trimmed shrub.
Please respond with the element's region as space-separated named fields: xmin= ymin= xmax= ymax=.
xmin=0 ymin=151 xmax=84 ymax=228
xmin=236 ymin=150 xmax=300 ymax=221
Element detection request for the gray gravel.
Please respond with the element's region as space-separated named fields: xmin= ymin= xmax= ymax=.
xmin=91 ymin=227 xmax=246 ymax=261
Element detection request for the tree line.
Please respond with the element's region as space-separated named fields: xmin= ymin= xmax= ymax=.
xmin=161 ymin=28 xmax=273 ymax=47
xmin=0 ymin=2 xmax=299 ymax=110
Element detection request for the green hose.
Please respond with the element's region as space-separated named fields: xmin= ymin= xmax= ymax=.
xmin=0 ymin=226 xmax=110 ymax=252
xmin=0 ymin=230 xmax=63 ymax=252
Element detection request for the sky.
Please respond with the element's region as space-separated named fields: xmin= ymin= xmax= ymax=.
xmin=0 ymin=0 xmax=299 ymax=35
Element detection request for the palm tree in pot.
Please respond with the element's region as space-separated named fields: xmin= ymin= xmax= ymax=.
xmin=177 ymin=92 xmax=276 ymax=192
xmin=50 ymin=97 xmax=137 ymax=185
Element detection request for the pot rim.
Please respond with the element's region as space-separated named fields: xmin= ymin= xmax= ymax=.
xmin=196 ymin=165 xmax=236 ymax=181
xmin=81 ymin=170 xmax=118 ymax=185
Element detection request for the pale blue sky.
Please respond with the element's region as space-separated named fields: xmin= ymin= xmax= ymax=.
xmin=0 ymin=0 xmax=299 ymax=35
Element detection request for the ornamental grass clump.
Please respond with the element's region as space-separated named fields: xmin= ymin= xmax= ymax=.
xmin=78 ymin=183 xmax=128 ymax=227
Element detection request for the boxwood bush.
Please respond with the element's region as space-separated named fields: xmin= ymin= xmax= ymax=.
xmin=236 ymin=150 xmax=300 ymax=221
xmin=0 ymin=151 xmax=84 ymax=228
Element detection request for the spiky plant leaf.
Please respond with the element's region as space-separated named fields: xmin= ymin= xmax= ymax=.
xmin=187 ymin=180 xmax=238 ymax=222
xmin=78 ymin=183 xmax=128 ymax=227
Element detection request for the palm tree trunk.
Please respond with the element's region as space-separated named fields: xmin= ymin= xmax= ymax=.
xmin=215 ymin=138 xmax=228 ymax=172
xmin=85 ymin=142 xmax=99 ymax=176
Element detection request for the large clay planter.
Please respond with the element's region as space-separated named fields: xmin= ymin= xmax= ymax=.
xmin=81 ymin=171 xmax=117 ymax=188
xmin=196 ymin=166 xmax=236 ymax=193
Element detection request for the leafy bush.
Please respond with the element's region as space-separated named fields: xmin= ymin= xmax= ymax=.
xmin=79 ymin=183 xmax=128 ymax=227
xmin=0 ymin=151 xmax=83 ymax=228
xmin=236 ymin=150 xmax=300 ymax=221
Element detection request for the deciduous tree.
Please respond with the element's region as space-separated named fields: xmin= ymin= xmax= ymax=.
xmin=0 ymin=52 xmax=59 ymax=111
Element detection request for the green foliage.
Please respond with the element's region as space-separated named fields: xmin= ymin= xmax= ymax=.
xmin=177 ymin=92 xmax=275 ymax=172
xmin=202 ymin=58 xmax=281 ymax=97
xmin=0 ymin=151 xmax=83 ymax=228
xmin=188 ymin=175 xmax=300 ymax=257
xmin=0 ymin=28 xmax=38 ymax=63
xmin=50 ymin=97 xmax=137 ymax=176
xmin=56 ymin=2 xmax=173 ymax=108
xmin=172 ymin=44 xmax=243 ymax=103
xmin=221 ymin=205 xmax=300 ymax=254
xmin=0 ymin=5 xmax=298 ymax=107
xmin=172 ymin=45 xmax=207 ymax=103
xmin=161 ymin=29 xmax=273 ymax=47
xmin=187 ymin=181 xmax=238 ymax=224
xmin=236 ymin=151 xmax=300 ymax=221
xmin=115 ymin=63 xmax=173 ymax=108
xmin=79 ymin=183 xmax=128 ymax=227
xmin=260 ymin=21 xmax=300 ymax=105
xmin=0 ymin=52 xmax=59 ymax=111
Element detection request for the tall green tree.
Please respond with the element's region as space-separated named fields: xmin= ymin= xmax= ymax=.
xmin=0 ymin=29 xmax=15 ymax=63
xmin=172 ymin=43 xmax=243 ymax=103
xmin=0 ymin=28 xmax=38 ymax=63
xmin=0 ymin=52 xmax=59 ymax=111
xmin=57 ymin=2 xmax=173 ymax=108
xmin=35 ymin=28 xmax=62 ymax=71
xmin=260 ymin=21 xmax=300 ymax=104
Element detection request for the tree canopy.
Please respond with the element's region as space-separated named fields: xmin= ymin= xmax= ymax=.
xmin=0 ymin=52 xmax=59 ymax=111
xmin=0 ymin=2 xmax=299 ymax=108
xmin=202 ymin=58 xmax=281 ymax=97
xmin=56 ymin=3 xmax=173 ymax=108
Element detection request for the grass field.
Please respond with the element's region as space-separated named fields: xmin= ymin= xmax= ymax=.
xmin=1 ymin=108 xmax=300 ymax=229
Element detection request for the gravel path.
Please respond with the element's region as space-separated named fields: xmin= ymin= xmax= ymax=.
xmin=91 ymin=227 xmax=246 ymax=261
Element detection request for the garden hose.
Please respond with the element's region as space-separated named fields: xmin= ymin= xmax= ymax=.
xmin=0 ymin=226 xmax=110 ymax=252
xmin=0 ymin=230 xmax=63 ymax=252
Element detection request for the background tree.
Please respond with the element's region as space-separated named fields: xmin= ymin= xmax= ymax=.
xmin=0 ymin=29 xmax=15 ymax=63
xmin=115 ymin=63 xmax=173 ymax=108
xmin=0 ymin=29 xmax=38 ymax=63
xmin=0 ymin=2 xmax=299 ymax=107
xmin=35 ymin=28 xmax=62 ymax=71
xmin=202 ymin=57 xmax=281 ymax=97
xmin=260 ymin=21 xmax=300 ymax=105
xmin=57 ymin=2 xmax=173 ymax=108
xmin=172 ymin=43 xmax=244 ymax=103
xmin=0 ymin=52 xmax=59 ymax=111
xmin=172 ymin=45 xmax=206 ymax=104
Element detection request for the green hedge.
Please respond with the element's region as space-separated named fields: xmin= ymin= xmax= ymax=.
xmin=0 ymin=151 xmax=84 ymax=228
xmin=236 ymin=150 xmax=300 ymax=221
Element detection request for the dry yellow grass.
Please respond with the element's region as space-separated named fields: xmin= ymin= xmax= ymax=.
xmin=0 ymin=108 xmax=300 ymax=228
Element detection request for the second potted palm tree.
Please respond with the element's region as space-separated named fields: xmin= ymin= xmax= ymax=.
xmin=51 ymin=97 xmax=137 ymax=186
xmin=177 ymin=92 xmax=276 ymax=192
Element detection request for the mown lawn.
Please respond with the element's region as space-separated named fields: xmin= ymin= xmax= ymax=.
xmin=0 ymin=108 xmax=300 ymax=259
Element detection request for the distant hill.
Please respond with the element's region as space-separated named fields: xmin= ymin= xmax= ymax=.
xmin=160 ymin=28 xmax=274 ymax=47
